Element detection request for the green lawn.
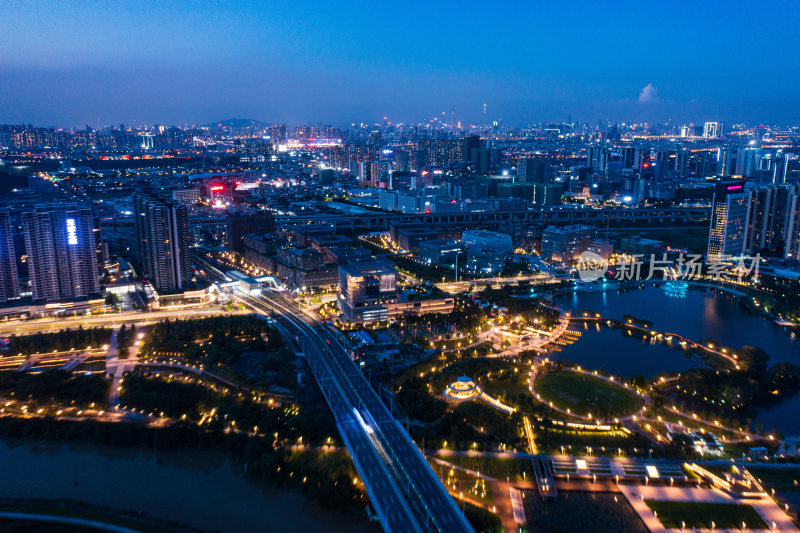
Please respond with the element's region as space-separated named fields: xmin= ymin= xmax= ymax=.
xmin=534 ymin=369 xmax=643 ymax=418
xmin=432 ymin=454 xmax=534 ymax=482
xmin=525 ymin=492 xmax=648 ymax=533
xmin=645 ymin=501 xmax=768 ymax=530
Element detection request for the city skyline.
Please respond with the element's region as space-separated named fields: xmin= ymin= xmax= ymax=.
xmin=2 ymin=3 xmax=800 ymax=532
xmin=3 ymin=1 xmax=800 ymax=127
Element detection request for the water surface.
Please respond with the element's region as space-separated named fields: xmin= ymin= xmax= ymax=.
xmin=556 ymin=286 xmax=797 ymax=363
xmin=0 ymin=439 xmax=374 ymax=533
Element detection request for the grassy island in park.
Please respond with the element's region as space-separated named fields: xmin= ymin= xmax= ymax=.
xmin=645 ymin=501 xmax=767 ymax=530
xmin=534 ymin=369 xmax=643 ymax=418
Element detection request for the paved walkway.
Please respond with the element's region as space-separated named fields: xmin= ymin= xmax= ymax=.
xmin=619 ymin=484 xmax=799 ymax=532
xmin=489 ymin=312 xmax=573 ymax=357
xmin=106 ymin=327 xmax=140 ymax=405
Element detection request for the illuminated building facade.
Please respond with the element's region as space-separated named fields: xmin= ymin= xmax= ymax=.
xmin=337 ymin=260 xmax=398 ymax=323
xmin=707 ymin=181 xmax=748 ymax=261
xmin=22 ymin=204 xmax=100 ymax=302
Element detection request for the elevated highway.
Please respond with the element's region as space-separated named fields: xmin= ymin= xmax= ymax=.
xmin=235 ymin=291 xmax=473 ymax=533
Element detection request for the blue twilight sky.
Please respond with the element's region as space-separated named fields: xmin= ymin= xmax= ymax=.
xmin=1 ymin=0 xmax=799 ymax=128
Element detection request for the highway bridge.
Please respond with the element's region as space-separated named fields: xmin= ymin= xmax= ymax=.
xmin=276 ymin=205 xmax=710 ymax=233
xmin=235 ymin=290 xmax=473 ymax=533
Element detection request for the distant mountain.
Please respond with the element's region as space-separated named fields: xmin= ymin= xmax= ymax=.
xmin=204 ymin=118 xmax=269 ymax=129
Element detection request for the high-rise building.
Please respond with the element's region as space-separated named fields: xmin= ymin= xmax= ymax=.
xmin=517 ymin=158 xmax=549 ymax=183
xmin=134 ymin=193 xmax=192 ymax=293
xmin=784 ymin=191 xmax=800 ymax=260
xmin=337 ymin=260 xmax=398 ymax=323
xmin=22 ymin=204 xmax=100 ymax=302
xmin=533 ymin=182 xmax=563 ymax=206
xmin=227 ymin=213 xmax=275 ymax=253
xmin=744 ymin=185 xmax=800 ymax=259
xmin=462 ymin=135 xmax=482 ymax=163
xmin=0 ymin=210 xmax=19 ymax=304
xmin=541 ymin=225 xmax=595 ymax=264
xmin=707 ymin=182 xmax=749 ymax=261
xmin=703 ymin=122 xmax=722 ymax=139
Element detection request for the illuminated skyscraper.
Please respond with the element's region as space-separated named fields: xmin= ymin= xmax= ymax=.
xmin=22 ymin=204 xmax=100 ymax=302
xmin=0 ymin=210 xmax=19 ymax=304
xmin=133 ymin=193 xmax=191 ymax=293
xmin=703 ymin=122 xmax=722 ymax=138
xmin=707 ymin=182 xmax=748 ymax=261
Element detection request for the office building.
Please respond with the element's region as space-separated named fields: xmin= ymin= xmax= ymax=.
xmin=703 ymin=122 xmax=722 ymax=139
xmin=318 ymin=168 xmax=335 ymax=184
xmin=134 ymin=193 xmax=192 ymax=293
xmin=541 ymin=225 xmax=595 ymax=264
xmin=533 ymin=182 xmax=563 ymax=206
xmin=22 ymin=204 xmax=100 ymax=302
xmin=0 ymin=210 xmax=19 ymax=304
xmin=418 ymin=239 xmax=465 ymax=265
xmin=337 ymin=260 xmax=398 ymax=323
xmin=337 ymin=260 xmax=453 ymax=323
xmin=462 ymin=135 xmax=482 ymax=162
xmin=461 ymin=230 xmax=513 ymax=255
xmin=707 ymin=182 xmax=749 ymax=261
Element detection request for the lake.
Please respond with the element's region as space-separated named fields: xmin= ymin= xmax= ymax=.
xmin=551 ymin=322 xmax=702 ymax=378
xmin=555 ymin=285 xmax=797 ymax=364
xmin=552 ymin=284 xmax=800 ymax=435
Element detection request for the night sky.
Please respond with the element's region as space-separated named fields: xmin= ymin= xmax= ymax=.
xmin=2 ymin=0 xmax=799 ymax=127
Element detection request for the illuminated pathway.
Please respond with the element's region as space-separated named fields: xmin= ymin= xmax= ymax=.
xmin=528 ymin=361 xmax=648 ymax=423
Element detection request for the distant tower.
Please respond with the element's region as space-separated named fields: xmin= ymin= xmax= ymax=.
xmin=451 ymin=109 xmax=456 ymax=126
xmin=483 ymin=103 xmax=487 ymax=118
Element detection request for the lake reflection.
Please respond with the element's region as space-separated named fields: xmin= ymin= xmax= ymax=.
xmin=555 ymin=286 xmax=797 ymax=363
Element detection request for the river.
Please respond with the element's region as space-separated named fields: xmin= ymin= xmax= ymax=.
xmin=0 ymin=439 xmax=375 ymax=533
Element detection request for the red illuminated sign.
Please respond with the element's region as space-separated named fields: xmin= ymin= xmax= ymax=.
xmin=210 ymin=185 xmax=225 ymax=192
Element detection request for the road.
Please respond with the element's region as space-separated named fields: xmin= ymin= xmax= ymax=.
xmin=0 ymin=306 xmax=246 ymax=337
xmin=436 ymin=274 xmax=560 ymax=294
xmin=235 ymin=290 xmax=473 ymax=533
